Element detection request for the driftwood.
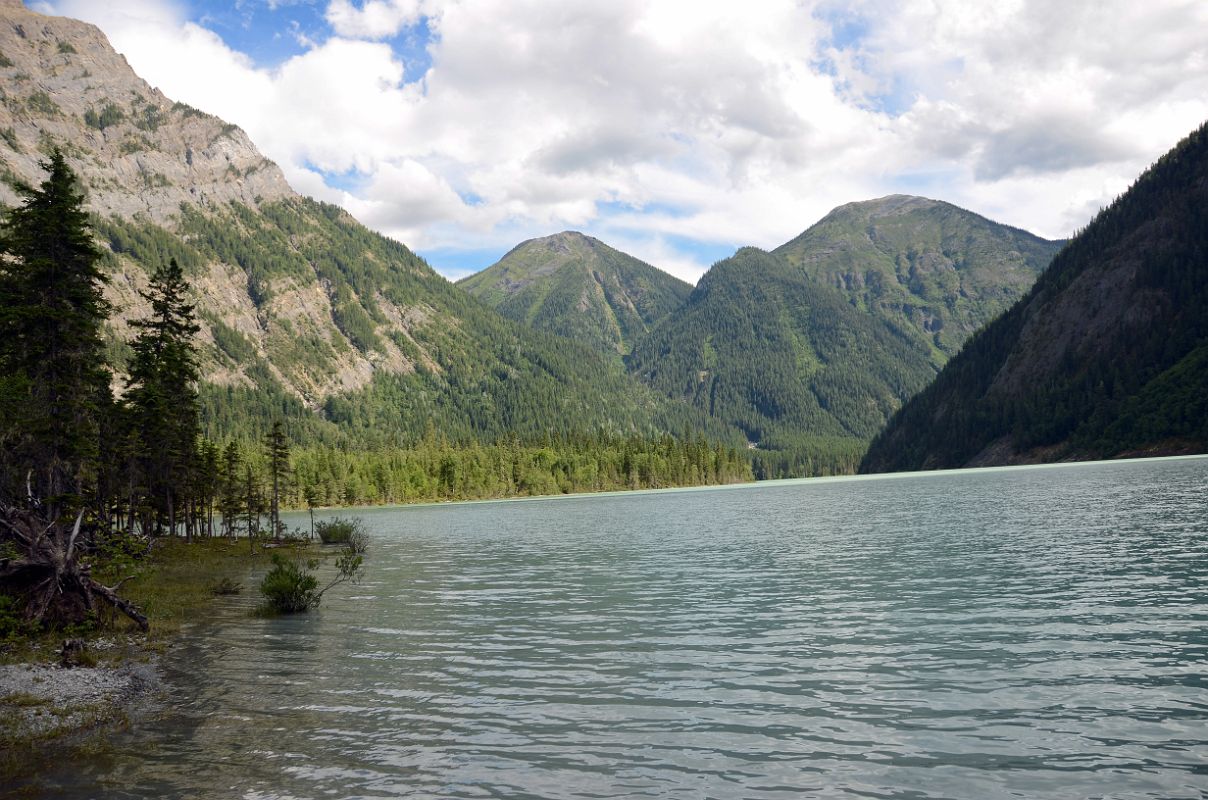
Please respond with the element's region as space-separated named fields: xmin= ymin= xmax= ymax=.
xmin=0 ymin=505 xmax=149 ymax=632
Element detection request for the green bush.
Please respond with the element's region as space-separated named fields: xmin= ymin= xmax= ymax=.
xmin=259 ymin=554 xmax=318 ymax=613
xmin=315 ymin=516 xmax=364 ymax=545
xmin=83 ymin=103 xmax=124 ymax=130
xmin=0 ymin=593 xmax=28 ymax=644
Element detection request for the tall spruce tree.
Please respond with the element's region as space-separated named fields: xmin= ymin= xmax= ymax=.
xmin=265 ymin=420 xmax=290 ymax=540
xmin=218 ymin=440 xmax=243 ymax=538
xmin=125 ymin=258 xmax=200 ymax=538
xmin=0 ymin=150 xmax=110 ymax=514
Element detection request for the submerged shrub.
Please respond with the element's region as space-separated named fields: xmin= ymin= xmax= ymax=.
xmin=209 ymin=577 xmax=243 ymax=596
xmin=258 ymin=531 xmax=369 ymax=615
xmin=315 ymin=516 xmax=364 ymax=545
xmin=259 ymin=554 xmax=319 ymax=613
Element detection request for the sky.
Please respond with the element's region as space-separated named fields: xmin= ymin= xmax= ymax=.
xmin=36 ymin=0 xmax=1208 ymax=282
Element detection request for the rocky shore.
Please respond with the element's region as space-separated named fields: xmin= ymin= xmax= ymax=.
xmin=0 ymin=643 xmax=163 ymax=789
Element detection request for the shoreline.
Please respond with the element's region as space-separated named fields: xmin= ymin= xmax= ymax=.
xmin=0 ymin=536 xmax=271 ymax=789
xmin=0 ymin=648 xmax=164 ymax=788
xmin=290 ymin=451 xmax=1208 ymax=514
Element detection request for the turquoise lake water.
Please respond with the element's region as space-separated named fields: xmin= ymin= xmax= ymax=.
xmin=35 ymin=457 xmax=1208 ymax=798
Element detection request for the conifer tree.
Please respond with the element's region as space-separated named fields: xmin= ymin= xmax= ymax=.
xmin=218 ymin=441 xmax=243 ymax=538
xmin=125 ymin=258 xmax=200 ymax=538
xmin=0 ymin=150 xmax=109 ymax=514
xmin=265 ymin=420 xmax=290 ymax=539
xmin=244 ymin=462 xmax=263 ymax=552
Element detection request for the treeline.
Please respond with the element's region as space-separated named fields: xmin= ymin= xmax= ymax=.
xmin=193 ymin=431 xmax=750 ymax=512
xmin=290 ymin=433 xmax=750 ymax=505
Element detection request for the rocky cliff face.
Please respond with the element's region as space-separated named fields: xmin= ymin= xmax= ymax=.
xmin=0 ymin=1 xmax=426 ymax=406
xmin=0 ymin=2 xmax=291 ymax=221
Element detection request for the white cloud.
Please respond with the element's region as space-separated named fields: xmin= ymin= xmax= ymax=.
xmin=45 ymin=0 xmax=1208 ymax=276
xmin=325 ymin=0 xmax=432 ymax=39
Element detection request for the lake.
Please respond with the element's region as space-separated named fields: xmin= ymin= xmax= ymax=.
xmin=37 ymin=457 xmax=1208 ymax=798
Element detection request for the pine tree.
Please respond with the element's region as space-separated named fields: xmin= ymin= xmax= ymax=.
xmin=264 ymin=421 xmax=290 ymax=540
xmin=125 ymin=258 xmax=200 ymax=538
xmin=218 ymin=441 xmax=243 ymax=538
xmin=244 ymin=462 xmax=263 ymax=552
xmin=0 ymin=150 xmax=110 ymax=514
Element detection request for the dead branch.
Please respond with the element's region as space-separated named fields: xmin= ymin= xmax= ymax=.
xmin=0 ymin=504 xmax=150 ymax=632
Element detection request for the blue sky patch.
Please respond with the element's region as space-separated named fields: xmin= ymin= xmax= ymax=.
xmin=305 ymin=161 xmax=369 ymax=193
xmin=420 ymin=246 xmax=510 ymax=281
xmin=387 ymin=17 xmax=435 ymax=85
xmin=660 ymin=236 xmax=739 ymax=268
xmin=187 ymin=0 xmax=328 ymax=68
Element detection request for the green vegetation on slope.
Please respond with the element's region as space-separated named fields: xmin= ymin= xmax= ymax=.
xmin=774 ymin=194 xmax=1062 ymax=364
xmin=458 ymin=231 xmax=693 ymax=357
xmin=861 ymin=122 xmax=1208 ymax=472
xmin=626 ymin=247 xmax=936 ymax=477
xmin=98 ymin=200 xmax=744 ymax=450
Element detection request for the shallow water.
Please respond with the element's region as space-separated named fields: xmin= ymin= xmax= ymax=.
xmin=35 ymin=458 xmax=1208 ymax=798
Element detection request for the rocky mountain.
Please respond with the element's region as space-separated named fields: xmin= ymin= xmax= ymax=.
xmin=0 ymin=1 xmax=290 ymax=221
xmin=0 ymin=1 xmax=732 ymax=446
xmin=773 ymin=195 xmax=1062 ymax=366
xmin=861 ymin=122 xmax=1208 ymax=473
xmin=458 ymin=231 xmax=692 ymax=357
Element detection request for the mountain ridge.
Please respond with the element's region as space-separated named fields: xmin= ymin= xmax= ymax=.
xmin=621 ymin=195 xmax=1062 ymax=474
xmin=773 ymin=194 xmax=1062 ymax=363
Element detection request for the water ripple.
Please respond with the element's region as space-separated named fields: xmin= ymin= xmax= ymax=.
xmin=45 ymin=457 xmax=1208 ymax=798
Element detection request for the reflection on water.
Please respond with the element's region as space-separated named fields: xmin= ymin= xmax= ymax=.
xmin=36 ymin=458 xmax=1208 ymax=798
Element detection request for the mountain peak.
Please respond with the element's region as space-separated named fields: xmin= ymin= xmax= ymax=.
xmin=524 ymin=230 xmax=602 ymax=252
xmin=773 ymin=195 xmax=1061 ymax=359
xmin=0 ymin=2 xmax=293 ymax=224
xmin=459 ymin=232 xmax=691 ymax=357
xmin=826 ymin=194 xmax=941 ymax=219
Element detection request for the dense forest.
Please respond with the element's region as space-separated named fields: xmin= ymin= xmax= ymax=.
xmin=861 ymin=122 xmax=1208 ymax=472
xmin=626 ymin=247 xmax=937 ymax=476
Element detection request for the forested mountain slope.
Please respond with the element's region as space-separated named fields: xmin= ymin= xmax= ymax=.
xmin=626 ymin=247 xmax=937 ymax=476
xmin=624 ymin=198 xmax=1060 ymax=476
xmin=774 ymin=195 xmax=1062 ymax=365
xmin=861 ymin=122 xmax=1208 ymax=473
xmin=458 ymin=231 xmax=692 ymax=357
xmin=0 ymin=1 xmax=738 ymax=448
